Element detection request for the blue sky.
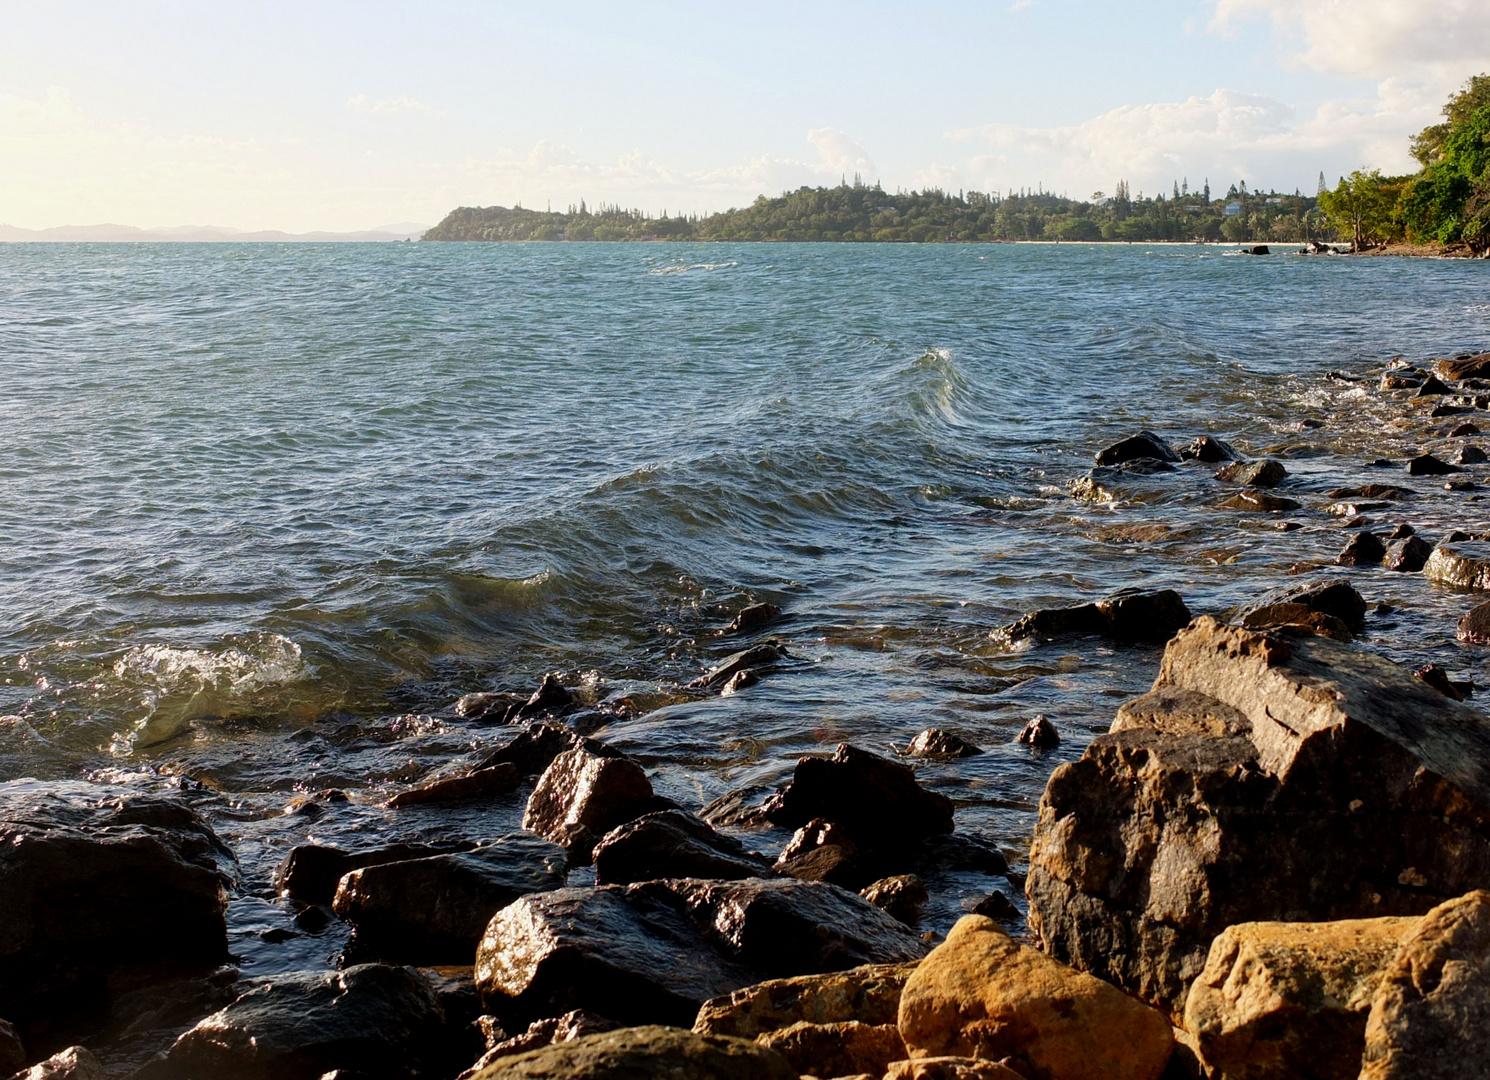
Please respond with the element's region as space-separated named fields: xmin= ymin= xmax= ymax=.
xmin=1 ymin=0 xmax=1486 ymax=230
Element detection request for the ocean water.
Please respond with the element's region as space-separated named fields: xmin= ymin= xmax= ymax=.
xmin=3 ymin=241 xmax=1489 ymax=978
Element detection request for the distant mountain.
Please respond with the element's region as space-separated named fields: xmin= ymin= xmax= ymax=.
xmin=0 ymin=223 xmax=429 ymax=243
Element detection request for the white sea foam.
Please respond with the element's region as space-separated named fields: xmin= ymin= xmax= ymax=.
xmin=645 ymin=261 xmax=739 ymax=275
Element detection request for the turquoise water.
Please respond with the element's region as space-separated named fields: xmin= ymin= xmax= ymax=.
xmin=2 ymin=241 xmax=1488 ymax=962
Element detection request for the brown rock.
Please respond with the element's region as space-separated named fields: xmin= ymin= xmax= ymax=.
xmin=1360 ymin=890 xmax=1490 ymax=1080
xmin=387 ymin=763 xmax=520 ymax=808
xmin=727 ymin=603 xmax=781 ymax=635
xmin=756 ymin=1019 xmax=905 ymax=1077
xmin=1110 ymin=687 xmax=1251 ymax=738
xmin=454 ymin=691 xmax=524 ymax=721
xmin=1458 ymin=600 xmax=1490 ymax=643
xmin=10 ymin=1046 xmax=105 ymax=1080
xmin=1414 ymin=663 xmax=1466 ymax=702
xmin=1338 ymin=531 xmax=1387 ymax=567
xmin=1424 ymin=542 xmax=1490 ymax=589
xmin=692 ymin=962 xmax=919 ymax=1039
xmin=514 ymin=673 xmax=574 ymax=720
xmin=905 ymin=729 xmax=982 ymax=759
xmin=1215 ymin=459 xmax=1287 ymax=487
xmin=970 ymin=891 xmax=1021 ymax=923
xmin=689 ymin=643 xmax=788 ymax=690
xmin=592 ymin=811 xmax=774 ymax=886
xmin=461 ymin=1025 xmax=797 ymax=1080
xmin=1434 ymin=353 xmax=1490 ymax=381
xmin=522 ymin=748 xmax=654 ymax=855
xmin=1415 ymin=375 xmax=1452 ymax=396
xmin=1180 ymin=435 xmax=1240 ymax=463
xmin=1239 ymin=578 xmax=1367 ymax=634
xmin=1240 ymin=603 xmax=1354 ymax=640
xmin=1327 ymin=500 xmax=1391 ymax=517
xmin=1094 ymin=430 xmax=1180 ymax=466
xmin=1384 ymin=536 xmax=1433 ymax=572
xmin=897 ymin=915 xmax=1173 ymax=1080
xmin=774 ymin=818 xmax=867 ymax=888
xmin=1183 ymin=916 xmax=1418 ymax=1080
xmin=1016 ymin=715 xmax=1059 ymax=748
xmin=473 ymin=722 xmax=619 ymax=776
xmin=860 ymin=875 xmax=928 ymax=925
xmin=883 ymin=1058 xmax=1025 ymax=1080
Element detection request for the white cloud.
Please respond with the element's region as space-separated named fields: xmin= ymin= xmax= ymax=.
xmin=346 ymin=94 xmax=435 ymax=115
xmin=806 ymin=127 xmax=875 ymax=180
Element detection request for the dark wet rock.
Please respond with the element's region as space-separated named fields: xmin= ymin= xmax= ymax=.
xmin=1451 ymin=422 xmax=1483 ymax=437
xmin=1388 ymin=523 xmax=1416 ymax=539
xmin=758 ymin=1019 xmax=906 ymax=1078
xmin=522 ymin=747 xmax=655 ymax=857
xmin=904 ymin=728 xmax=983 ymax=759
xmin=461 ymin=1025 xmax=796 ymax=1080
xmin=474 ymin=722 xmax=618 ymax=777
xmin=773 ymin=819 xmax=867 ymax=889
xmin=0 ymin=1019 xmax=22 ymax=1076
xmin=1180 ymin=436 xmax=1240 ymax=462
xmin=1416 ymin=375 xmax=1453 ymax=396
xmin=1241 ymin=579 xmax=1368 ymax=634
xmin=1219 ymin=490 xmax=1303 ymax=512
xmin=0 ymin=782 xmax=235 ymax=1030
xmin=1458 ymin=445 xmax=1489 ymax=465
xmin=11 ymin=1046 xmax=105 ymax=1080
xmin=1094 ymin=430 xmax=1180 ymax=466
xmin=1381 ymin=371 xmax=1425 ymax=390
xmin=718 ymin=670 xmax=757 ymax=696
xmin=1414 ymin=664 xmax=1466 ymax=702
xmin=1327 ymin=500 xmax=1391 ymax=517
xmin=1447 ymin=477 xmax=1480 ymax=491
xmin=1028 ymin=618 xmax=1490 ymax=1019
xmin=859 ymin=874 xmax=928 ymax=925
xmin=688 ymin=642 xmax=787 ymax=690
xmin=592 ymin=811 xmax=774 ymax=886
xmin=1276 ymin=520 xmax=1302 ymax=531
xmin=387 ymin=763 xmax=520 ymax=808
xmin=513 ymin=674 xmax=574 ymax=720
xmin=760 ymin=744 xmax=954 ymax=858
xmin=1242 ymin=603 xmax=1354 ymax=640
xmin=1216 ymin=459 xmax=1288 ymax=487
xmin=726 ymin=603 xmax=781 ymax=635
xmin=698 ymin=786 xmax=773 ymax=829
xmin=1110 ymin=687 xmax=1252 ymax=738
xmin=277 ymin=841 xmax=478 ymax=905
xmin=692 ymin=961 xmax=918 ymax=1039
xmin=1367 ymin=458 xmax=1397 ymax=468
xmin=1068 ymin=462 xmax=1175 ymax=502
xmin=1424 ymin=542 xmax=1490 ymax=589
xmin=1385 ymin=536 xmax=1434 ymax=572
xmin=1459 ymin=600 xmax=1490 ymax=643
xmin=910 ymin=833 xmax=1010 ymax=878
xmin=458 ymin=1010 xmax=619 ymax=1078
xmin=1339 ymin=531 xmax=1387 ymax=567
xmin=1434 ymin=353 xmax=1490 ymax=381
xmin=332 ymin=838 xmax=568 ymax=964
xmin=1002 ymin=589 xmax=1190 ymax=645
xmin=1016 ymin=715 xmax=1060 ymax=748
xmin=1242 ymin=244 xmax=1270 ymax=255
xmin=158 ymin=964 xmax=446 ymax=1080
xmin=970 ymin=891 xmax=1021 ymax=922
xmin=455 ymin=692 xmax=525 ymax=723
xmin=475 ymin=878 xmax=929 ymax=1026
xmin=1328 ymin=484 xmax=1414 ymax=500
xmin=1407 ymin=453 xmax=1462 ymax=476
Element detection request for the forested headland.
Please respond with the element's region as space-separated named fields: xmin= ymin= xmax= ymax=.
xmin=424 ymin=74 xmax=1489 ymax=253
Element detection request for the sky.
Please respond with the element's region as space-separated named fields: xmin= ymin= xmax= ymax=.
xmin=1 ymin=0 xmax=1488 ymax=232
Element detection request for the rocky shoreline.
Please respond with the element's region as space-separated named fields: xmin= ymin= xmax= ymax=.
xmin=7 ymin=353 xmax=1490 ymax=1079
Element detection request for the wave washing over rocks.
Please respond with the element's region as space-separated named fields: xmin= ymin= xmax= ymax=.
xmin=12 ymin=352 xmax=1490 ymax=1080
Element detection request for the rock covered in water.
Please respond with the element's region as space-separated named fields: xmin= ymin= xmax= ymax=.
xmin=1216 ymin=458 xmax=1288 ymax=487
xmin=1219 ymin=490 xmax=1302 ymax=512
xmin=757 ymin=1018 xmax=905 ymax=1078
xmin=897 ymin=915 xmax=1173 ymax=1080
xmin=591 ymin=810 xmax=774 ymax=886
xmin=332 ymin=838 xmax=568 ymax=963
xmin=158 ymin=964 xmax=447 ymax=1080
xmin=1360 ymin=890 xmax=1490 ymax=1080
xmin=1027 ymin=617 xmax=1490 ymax=1018
xmin=904 ymin=728 xmax=982 ymax=759
xmin=1424 ymin=542 xmax=1490 ymax=589
xmin=461 ymin=1025 xmax=796 ymax=1080
xmin=1339 ymin=531 xmax=1387 ymax=566
xmin=521 ymin=747 xmax=655 ymax=857
xmin=688 ymin=642 xmax=787 ymax=690
xmin=0 ymin=781 xmax=236 ymax=1028
xmin=1182 ymin=916 xmax=1419 ymax=1080
xmin=1016 ymin=715 xmax=1059 ymax=748
xmin=1179 ymin=435 xmax=1239 ymax=462
xmin=1067 ymin=462 xmax=1175 ymax=502
xmin=692 ymin=961 xmax=919 ymax=1039
xmin=387 ymin=762 xmax=520 ymax=808
xmin=1093 ymin=430 xmax=1180 ymax=466
xmin=726 ymin=602 xmax=781 ymax=635
xmin=454 ymin=691 xmax=526 ymax=722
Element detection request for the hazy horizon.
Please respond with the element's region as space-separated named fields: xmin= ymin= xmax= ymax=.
xmin=3 ymin=1 xmax=1487 ymax=234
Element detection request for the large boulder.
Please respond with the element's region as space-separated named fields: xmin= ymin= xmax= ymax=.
xmin=1424 ymin=542 xmax=1490 ymax=589
xmin=158 ymin=964 xmax=447 ymax=1080
xmin=897 ymin=915 xmax=1173 ymax=1080
xmin=1027 ymin=618 xmax=1490 ymax=1018
xmin=0 ymin=781 xmax=236 ymax=1028
xmin=475 ymin=878 xmax=928 ymax=1028
xmin=693 ymin=961 xmax=919 ymax=1038
xmin=592 ymin=811 xmax=774 ymax=886
xmin=522 ymin=747 xmax=655 ymax=858
xmin=332 ymin=837 xmax=568 ymax=963
xmin=1360 ymin=890 xmax=1490 ymax=1080
xmin=1182 ymin=916 xmax=1419 ymax=1080
xmin=463 ymin=1025 xmax=797 ymax=1080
